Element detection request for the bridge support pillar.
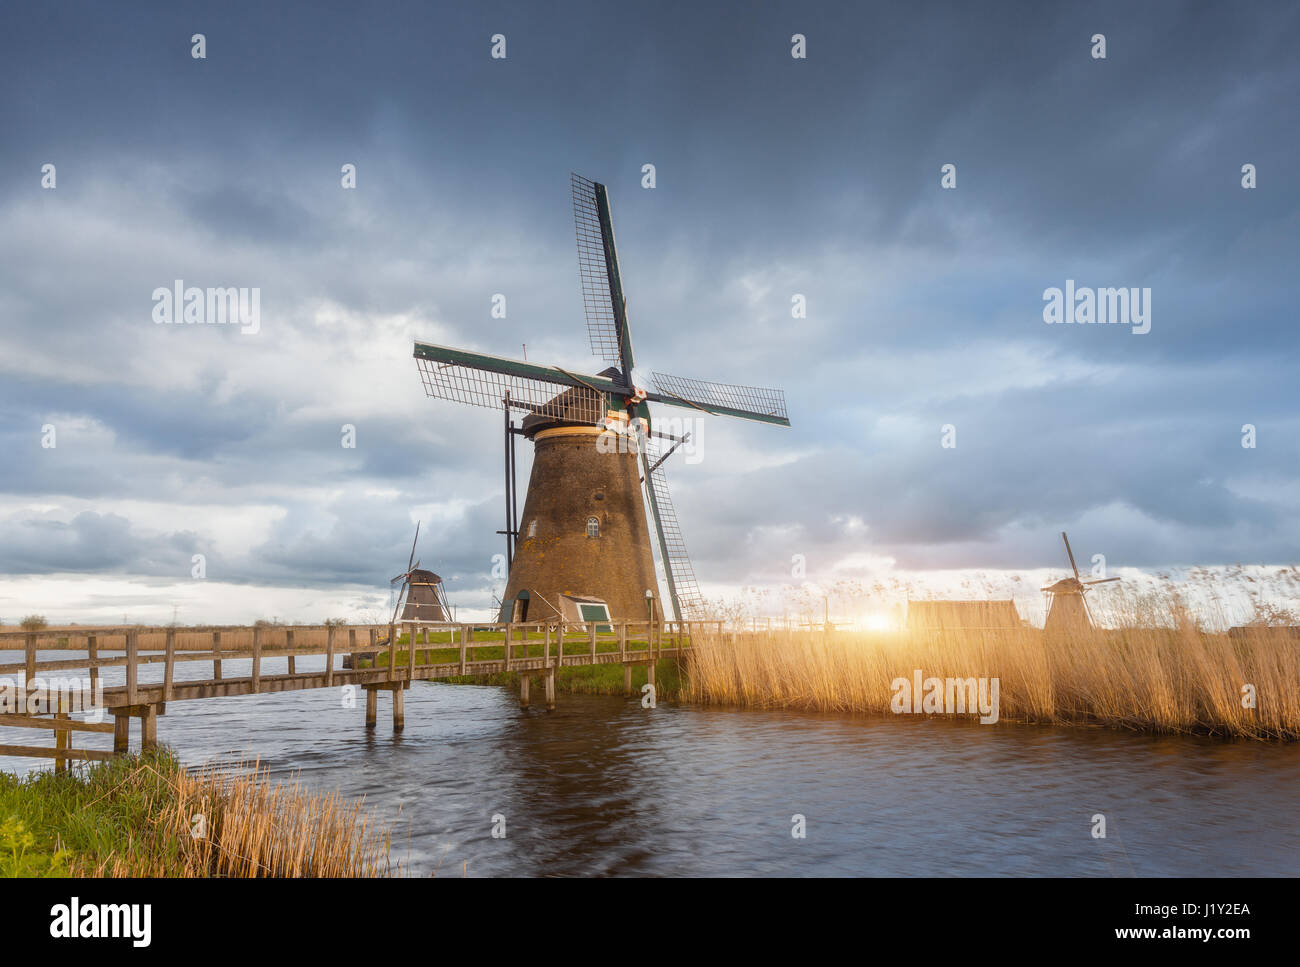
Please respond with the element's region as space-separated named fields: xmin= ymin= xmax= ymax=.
xmin=623 ymin=665 xmax=633 ymax=697
xmin=141 ymin=704 xmax=158 ymax=751
xmin=392 ymin=684 xmax=405 ymax=732
xmin=109 ymin=703 xmax=165 ymax=755
xmin=544 ymin=669 xmax=556 ymax=711
xmin=519 ymin=674 xmax=530 ymax=709
xmin=112 ymin=712 xmax=130 ymax=754
xmin=365 ymin=687 xmax=377 ymax=729
xmin=646 ymin=662 xmax=656 ymax=690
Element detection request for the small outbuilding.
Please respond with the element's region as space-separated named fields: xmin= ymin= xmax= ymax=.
xmin=906 ymin=600 xmax=1022 ymax=632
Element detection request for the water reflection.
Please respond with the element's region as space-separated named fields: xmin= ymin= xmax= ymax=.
xmin=3 ymin=655 xmax=1298 ymax=876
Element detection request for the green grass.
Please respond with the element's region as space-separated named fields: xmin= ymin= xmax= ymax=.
xmin=362 ymin=633 xmax=689 ymax=701
xmin=462 ymin=657 xmax=686 ymax=699
xmin=0 ymin=751 xmax=189 ymax=876
xmin=1 ymin=750 xmax=395 ymax=877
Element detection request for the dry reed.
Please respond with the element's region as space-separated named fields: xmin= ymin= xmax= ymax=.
xmin=684 ymin=607 xmax=1300 ymax=739
xmin=82 ymin=757 xmax=395 ymax=877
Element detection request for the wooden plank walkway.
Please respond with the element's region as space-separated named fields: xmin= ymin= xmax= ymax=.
xmin=0 ymin=619 xmax=714 ymax=769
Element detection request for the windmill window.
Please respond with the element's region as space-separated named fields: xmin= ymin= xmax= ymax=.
xmin=586 ymin=517 xmax=600 ymax=538
xmin=527 ymin=519 xmax=537 ymax=538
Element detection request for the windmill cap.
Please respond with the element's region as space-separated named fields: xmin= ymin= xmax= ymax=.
xmin=392 ymin=568 xmax=443 ymax=584
xmin=521 ymin=378 xmax=626 ymax=437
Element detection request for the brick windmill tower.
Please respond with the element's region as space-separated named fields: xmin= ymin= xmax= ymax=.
xmin=413 ymin=174 xmax=790 ymax=625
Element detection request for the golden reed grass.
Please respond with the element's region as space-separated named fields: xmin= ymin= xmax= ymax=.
xmin=684 ymin=614 xmax=1300 ymax=740
xmin=84 ymin=758 xmax=395 ymax=877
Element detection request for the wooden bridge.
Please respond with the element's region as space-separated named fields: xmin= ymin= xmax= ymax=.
xmin=0 ymin=619 xmax=713 ymax=770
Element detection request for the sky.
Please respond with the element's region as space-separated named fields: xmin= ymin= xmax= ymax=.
xmin=1 ymin=0 xmax=1297 ymax=626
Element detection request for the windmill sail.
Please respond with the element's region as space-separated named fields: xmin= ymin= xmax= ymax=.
xmin=572 ymin=172 xmax=626 ymax=367
xmin=649 ymin=371 xmax=789 ymax=427
xmin=641 ymin=437 xmax=707 ymax=621
xmin=414 ymin=341 xmax=611 ymax=424
xmin=412 ymin=175 xmax=789 ymax=627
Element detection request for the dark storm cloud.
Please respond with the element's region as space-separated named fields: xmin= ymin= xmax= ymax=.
xmin=0 ymin=510 xmax=201 ymax=575
xmin=0 ymin=0 xmax=1297 ymax=604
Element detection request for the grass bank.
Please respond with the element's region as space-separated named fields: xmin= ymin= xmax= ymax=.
xmin=683 ymin=624 xmax=1300 ymax=739
xmin=370 ymin=635 xmax=688 ymax=700
xmin=450 ymin=657 xmax=686 ymax=699
xmin=0 ymin=752 xmax=394 ymax=877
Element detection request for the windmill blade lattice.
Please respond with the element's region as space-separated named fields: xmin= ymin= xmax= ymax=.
xmin=650 ymin=371 xmax=789 ymax=425
xmin=572 ymin=172 xmax=623 ymax=366
xmin=416 ymin=353 xmax=608 ymax=424
xmin=641 ymin=438 xmax=707 ymax=620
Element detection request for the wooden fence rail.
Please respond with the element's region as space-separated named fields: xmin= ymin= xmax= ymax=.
xmin=0 ymin=619 xmax=719 ymax=768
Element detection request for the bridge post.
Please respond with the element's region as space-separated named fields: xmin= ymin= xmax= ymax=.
xmin=647 ymin=661 xmax=656 ymax=691
xmin=54 ymin=698 xmax=68 ymax=774
xmin=141 ymin=704 xmax=158 ymax=751
xmin=365 ymin=687 xmax=377 ymax=729
xmin=112 ymin=711 xmax=130 ymax=754
xmin=519 ymin=674 xmax=530 ymax=709
xmin=623 ymin=665 xmax=632 ymax=697
xmin=125 ymin=630 xmax=138 ymax=705
xmin=164 ymin=628 xmax=176 ymax=702
xmin=87 ymin=634 xmax=99 ymax=696
xmin=387 ymin=624 xmax=396 ymax=682
xmin=23 ymin=632 xmax=36 ymax=694
xmin=251 ymin=626 xmax=262 ymax=693
xmin=392 ymin=684 xmax=405 ymax=732
xmin=544 ymin=668 xmax=556 ymax=711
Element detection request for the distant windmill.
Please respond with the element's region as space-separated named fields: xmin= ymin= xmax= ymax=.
xmin=1042 ymin=531 xmax=1120 ymax=632
xmin=413 ymin=173 xmax=790 ymax=624
xmin=388 ymin=522 xmax=423 ymax=626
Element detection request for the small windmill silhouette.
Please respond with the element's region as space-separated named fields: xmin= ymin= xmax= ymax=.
xmin=1042 ymin=532 xmax=1120 ymax=633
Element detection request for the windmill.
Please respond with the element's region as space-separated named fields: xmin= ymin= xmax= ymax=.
xmin=388 ymin=522 xmax=423 ymax=628
xmin=1042 ymin=531 xmax=1120 ymax=633
xmin=413 ymin=173 xmax=790 ymax=624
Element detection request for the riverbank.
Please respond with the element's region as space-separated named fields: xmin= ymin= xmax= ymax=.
xmin=376 ymin=623 xmax=1299 ymax=738
xmin=0 ymin=752 xmax=394 ymax=876
xmin=372 ymin=636 xmax=688 ymax=700
xmin=683 ymin=625 xmax=1300 ymax=739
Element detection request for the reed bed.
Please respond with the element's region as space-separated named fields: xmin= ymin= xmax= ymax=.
xmin=683 ymin=619 xmax=1300 ymax=740
xmin=2 ymin=752 xmax=396 ymax=877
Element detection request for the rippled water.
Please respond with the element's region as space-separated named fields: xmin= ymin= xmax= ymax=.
xmin=4 ymin=652 xmax=1299 ymax=876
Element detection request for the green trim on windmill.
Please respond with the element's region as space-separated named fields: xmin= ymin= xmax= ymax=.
xmin=641 ymin=391 xmax=791 ymax=427
xmin=412 ymin=341 xmax=626 ymax=394
xmin=594 ymin=182 xmax=636 ymax=379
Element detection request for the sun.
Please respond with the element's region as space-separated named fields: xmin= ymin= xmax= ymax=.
xmin=861 ymin=612 xmax=894 ymax=632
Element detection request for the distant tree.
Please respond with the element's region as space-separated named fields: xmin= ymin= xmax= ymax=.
xmin=323 ymin=617 xmax=348 ymax=628
xmin=19 ymin=615 xmax=48 ymax=631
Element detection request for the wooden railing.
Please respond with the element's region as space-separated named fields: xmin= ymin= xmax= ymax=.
xmin=0 ymin=619 xmax=720 ymax=767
